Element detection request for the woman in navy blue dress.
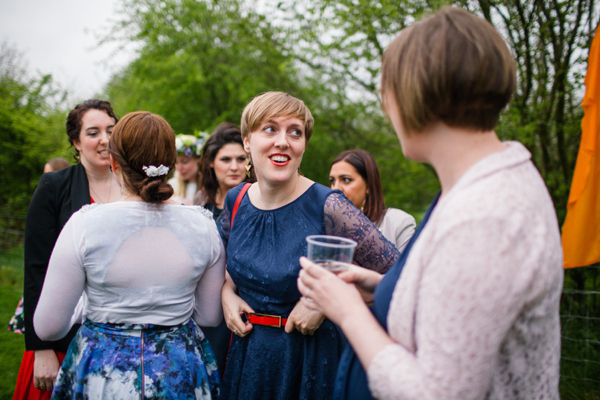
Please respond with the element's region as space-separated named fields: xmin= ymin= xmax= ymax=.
xmin=219 ymin=91 xmax=399 ymax=400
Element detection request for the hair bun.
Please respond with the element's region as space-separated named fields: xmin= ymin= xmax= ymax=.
xmin=139 ymin=179 xmax=174 ymax=203
xmin=108 ymin=111 xmax=177 ymax=204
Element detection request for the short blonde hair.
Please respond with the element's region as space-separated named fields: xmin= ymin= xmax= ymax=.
xmin=241 ymin=92 xmax=314 ymax=142
xmin=381 ymin=7 xmax=516 ymax=134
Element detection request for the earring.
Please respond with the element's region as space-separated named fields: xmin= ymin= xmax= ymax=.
xmin=246 ymin=156 xmax=253 ymax=178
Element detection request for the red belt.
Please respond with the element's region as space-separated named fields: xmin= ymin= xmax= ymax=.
xmin=246 ymin=312 xmax=288 ymax=328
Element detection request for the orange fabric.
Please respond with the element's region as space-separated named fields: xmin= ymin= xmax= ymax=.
xmin=13 ymin=350 xmax=66 ymax=400
xmin=561 ymin=27 xmax=600 ymax=268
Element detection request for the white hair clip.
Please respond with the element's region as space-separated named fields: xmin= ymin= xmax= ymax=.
xmin=142 ymin=165 xmax=170 ymax=177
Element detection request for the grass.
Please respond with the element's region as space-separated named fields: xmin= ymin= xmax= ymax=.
xmin=0 ymin=247 xmax=25 ymax=399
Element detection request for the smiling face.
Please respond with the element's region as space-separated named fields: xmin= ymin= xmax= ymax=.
xmin=243 ymin=115 xmax=306 ymax=186
xmin=175 ymin=155 xmax=200 ymax=182
xmin=211 ymin=142 xmax=247 ymax=191
xmin=73 ymin=109 xmax=116 ymax=172
xmin=329 ymin=160 xmax=368 ymax=209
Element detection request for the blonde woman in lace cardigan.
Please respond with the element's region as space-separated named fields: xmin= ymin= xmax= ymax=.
xmin=298 ymin=7 xmax=563 ymax=400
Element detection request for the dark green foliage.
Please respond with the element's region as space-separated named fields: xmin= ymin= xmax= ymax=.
xmin=471 ymin=0 xmax=596 ymax=226
xmin=103 ymin=0 xmax=441 ymax=216
xmin=560 ymin=266 xmax=600 ymax=399
xmin=0 ymin=43 xmax=70 ymax=218
xmin=104 ymin=0 xmax=308 ymax=134
xmin=265 ymin=0 xmax=596 ymax=223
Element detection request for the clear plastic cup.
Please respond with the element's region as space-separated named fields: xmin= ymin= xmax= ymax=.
xmin=306 ymin=235 xmax=357 ymax=271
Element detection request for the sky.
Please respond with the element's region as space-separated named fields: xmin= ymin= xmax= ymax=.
xmin=0 ymin=0 xmax=136 ymax=101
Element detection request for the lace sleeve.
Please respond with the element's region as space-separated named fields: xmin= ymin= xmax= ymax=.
xmin=324 ymin=192 xmax=399 ymax=273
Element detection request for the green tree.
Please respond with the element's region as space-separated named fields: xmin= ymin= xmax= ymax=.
xmin=258 ymin=0 xmax=597 ymax=221
xmin=258 ymin=0 xmax=443 ymax=213
xmin=0 ymin=43 xmax=68 ymax=220
xmin=463 ymin=0 xmax=597 ymax=224
xmin=103 ymin=0 xmax=442 ymax=215
xmin=104 ymin=0 xmax=308 ymax=134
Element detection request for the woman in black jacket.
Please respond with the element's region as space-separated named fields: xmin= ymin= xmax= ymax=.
xmin=15 ymin=99 xmax=119 ymax=398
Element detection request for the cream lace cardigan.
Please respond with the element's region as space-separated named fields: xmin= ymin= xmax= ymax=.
xmin=367 ymin=142 xmax=563 ymax=400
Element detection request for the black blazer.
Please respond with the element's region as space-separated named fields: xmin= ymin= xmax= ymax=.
xmin=23 ymin=163 xmax=90 ymax=352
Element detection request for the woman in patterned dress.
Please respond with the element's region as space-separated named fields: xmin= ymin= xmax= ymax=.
xmin=34 ymin=111 xmax=224 ymax=399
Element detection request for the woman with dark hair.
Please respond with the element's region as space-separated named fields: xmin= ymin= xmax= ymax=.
xmin=193 ymin=122 xmax=250 ymax=376
xmin=15 ymin=99 xmax=119 ymax=399
xmin=298 ymin=7 xmax=562 ymax=399
xmin=34 ymin=111 xmax=224 ymax=398
xmin=330 ymin=149 xmax=416 ymax=251
xmin=194 ymin=122 xmax=251 ymax=220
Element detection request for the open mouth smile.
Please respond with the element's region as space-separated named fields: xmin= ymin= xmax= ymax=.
xmin=269 ymin=154 xmax=291 ymax=166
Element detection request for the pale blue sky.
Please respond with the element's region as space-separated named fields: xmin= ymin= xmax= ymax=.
xmin=0 ymin=0 xmax=135 ymax=101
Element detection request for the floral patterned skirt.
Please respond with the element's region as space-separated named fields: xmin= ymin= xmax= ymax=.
xmin=52 ymin=319 xmax=220 ymax=399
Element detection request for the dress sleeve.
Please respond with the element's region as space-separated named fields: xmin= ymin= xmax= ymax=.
xmin=33 ymin=212 xmax=86 ymax=341
xmin=23 ymin=174 xmax=61 ymax=349
xmin=324 ymin=192 xmax=399 ymax=273
xmin=193 ymin=220 xmax=226 ymax=327
xmin=366 ymin=218 xmax=562 ymax=400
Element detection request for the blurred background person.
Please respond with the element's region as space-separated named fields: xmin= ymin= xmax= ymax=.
xmin=330 ymin=149 xmax=416 ymax=252
xmin=8 ymin=158 xmax=71 ymax=336
xmin=170 ymin=134 xmax=204 ymax=204
xmin=298 ymin=7 xmax=563 ymax=400
xmin=16 ymin=99 xmax=119 ymax=399
xmin=194 ymin=122 xmax=252 ymax=221
xmin=34 ymin=111 xmax=224 ymax=398
xmin=42 ymin=158 xmax=70 ymax=174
